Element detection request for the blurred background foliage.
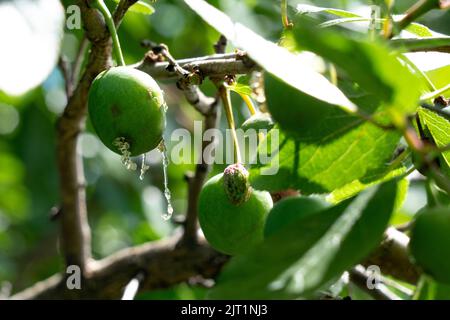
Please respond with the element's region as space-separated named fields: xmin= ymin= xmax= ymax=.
xmin=0 ymin=0 xmax=448 ymax=298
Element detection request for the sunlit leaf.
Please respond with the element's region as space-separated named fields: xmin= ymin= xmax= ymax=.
xmin=296 ymin=4 xmax=437 ymax=38
xmin=291 ymin=21 xmax=423 ymax=115
xmin=227 ymin=82 xmax=252 ymax=96
xmin=184 ymin=0 xmax=357 ymax=114
xmin=209 ymin=180 xmax=398 ymax=299
xmin=425 ymin=64 xmax=450 ymax=97
xmin=296 ymin=4 xmax=360 ymax=18
xmin=250 ymin=111 xmax=401 ymax=194
xmin=328 ymin=167 xmax=407 ymax=203
xmin=418 ymin=107 xmax=450 ymax=169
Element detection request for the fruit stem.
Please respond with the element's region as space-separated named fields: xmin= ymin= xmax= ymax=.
xmin=281 ymin=0 xmax=292 ymax=29
xmin=92 ymin=0 xmax=126 ymax=66
xmin=219 ymin=85 xmax=242 ymax=164
xmin=393 ymin=0 xmax=443 ymax=37
xmin=238 ymin=93 xmax=257 ymax=116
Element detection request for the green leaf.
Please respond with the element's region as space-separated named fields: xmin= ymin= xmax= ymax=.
xmin=227 ymin=82 xmax=252 ymax=96
xmin=319 ymin=17 xmax=377 ymax=28
xmin=111 ymin=0 xmax=155 ymax=15
xmin=296 ymin=4 xmax=360 ymax=18
xmin=209 ymin=180 xmax=398 ymax=299
xmin=291 ymin=21 xmax=423 ymax=115
xmin=328 ymin=167 xmax=407 ymax=203
xmin=418 ymin=107 xmax=450 ymax=170
xmin=414 ymin=276 xmax=450 ymax=300
xmin=184 ymin=0 xmax=357 ymax=114
xmin=404 ymin=23 xmax=434 ymax=38
xmin=296 ymin=4 xmax=435 ymax=38
xmin=250 ymin=117 xmax=401 ymax=194
xmin=426 ymin=65 xmax=450 ymax=97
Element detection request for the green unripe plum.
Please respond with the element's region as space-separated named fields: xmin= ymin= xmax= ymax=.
xmin=410 ymin=207 xmax=450 ymax=284
xmin=198 ymin=166 xmax=273 ymax=255
xmin=88 ymin=66 xmax=165 ymax=156
xmin=264 ymin=196 xmax=327 ymax=237
xmin=265 ymin=73 xmax=332 ymax=135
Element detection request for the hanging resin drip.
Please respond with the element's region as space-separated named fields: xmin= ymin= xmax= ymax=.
xmin=139 ymin=153 xmax=149 ymax=180
xmin=113 ymin=137 xmax=137 ymax=171
xmin=158 ymin=139 xmax=173 ymax=220
xmin=157 ymin=102 xmax=173 ymax=220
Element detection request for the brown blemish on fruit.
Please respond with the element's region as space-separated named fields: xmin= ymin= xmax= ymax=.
xmin=111 ymin=104 xmax=121 ymax=117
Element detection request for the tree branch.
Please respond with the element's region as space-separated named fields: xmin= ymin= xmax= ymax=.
xmin=134 ymin=53 xmax=257 ymax=81
xmin=56 ymin=0 xmax=136 ymax=274
xmin=349 ymin=266 xmax=401 ymax=300
xmin=70 ymin=36 xmax=90 ymax=95
xmin=181 ymin=104 xmax=219 ymax=245
xmin=10 ymin=235 xmax=228 ymax=299
xmin=11 ymin=227 xmax=417 ymax=299
xmin=362 ymin=227 xmax=420 ymax=284
xmin=58 ymin=56 xmax=73 ymax=97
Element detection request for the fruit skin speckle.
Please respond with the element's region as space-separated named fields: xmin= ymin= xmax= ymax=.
xmin=223 ymin=163 xmax=252 ymax=205
xmin=198 ymin=172 xmax=273 ymax=255
xmin=88 ymin=66 xmax=165 ymax=156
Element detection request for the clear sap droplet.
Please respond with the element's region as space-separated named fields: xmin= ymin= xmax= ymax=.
xmin=158 ymin=139 xmax=173 ymax=220
xmin=113 ymin=137 xmax=137 ymax=171
xmin=139 ymin=153 xmax=150 ymax=180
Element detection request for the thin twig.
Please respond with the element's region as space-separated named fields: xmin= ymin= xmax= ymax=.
xmin=134 ymin=53 xmax=257 ymax=80
xmin=58 ymin=56 xmax=72 ymax=97
xmin=154 ymin=43 xmax=190 ymax=77
xmin=181 ymin=104 xmax=219 ymax=245
xmin=390 ymin=0 xmax=446 ymax=37
xmin=70 ymin=36 xmax=90 ymax=93
xmin=180 ymin=36 xmax=226 ymax=245
xmin=362 ymin=227 xmax=420 ymax=284
xmin=349 ymin=266 xmax=401 ymax=300
xmin=213 ymin=35 xmax=227 ymax=54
